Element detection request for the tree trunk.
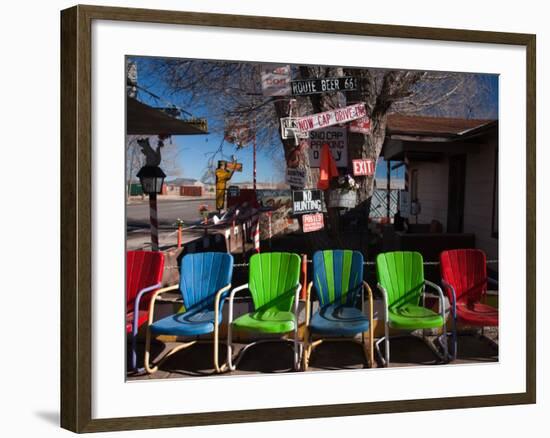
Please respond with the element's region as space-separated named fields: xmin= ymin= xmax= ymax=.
xmin=356 ymin=112 xmax=388 ymax=204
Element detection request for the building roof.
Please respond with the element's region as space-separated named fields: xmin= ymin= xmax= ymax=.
xmin=382 ymin=114 xmax=498 ymax=161
xmin=387 ymin=114 xmax=496 ymax=139
xmin=126 ymin=97 xmax=209 ymax=136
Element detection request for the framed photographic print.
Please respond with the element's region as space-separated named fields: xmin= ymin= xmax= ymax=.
xmin=60 ymin=4 xmax=536 ymax=433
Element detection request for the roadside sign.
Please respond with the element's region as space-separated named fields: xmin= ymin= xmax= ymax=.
xmin=225 ymin=162 xmax=243 ymax=172
xmin=302 ymin=213 xmax=324 ymax=233
xmin=224 ymin=122 xmax=252 ymax=146
xmin=295 ymin=103 xmax=367 ymax=133
xmin=291 ymin=77 xmax=357 ymax=96
xmin=292 ymin=189 xmax=323 ymax=215
xmin=349 ymin=116 xmax=372 ymax=134
xmin=286 ymin=168 xmax=306 ymax=188
xmin=352 ymin=159 xmax=375 ymax=176
xmin=280 ymin=117 xmax=309 ymax=140
xmin=261 ymin=64 xmax=291 ymax=96
xmin=228 ymin=185 xmax=240 ymax=197
xmin=308 ymin=127 xmax=347 ymax=167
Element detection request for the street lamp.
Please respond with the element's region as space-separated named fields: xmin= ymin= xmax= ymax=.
xmin=137 ymin=165 xmax=166 ymax=251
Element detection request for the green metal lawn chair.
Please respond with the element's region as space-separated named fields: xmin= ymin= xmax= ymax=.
xmin=227 ymin=252 xmax=302 ymax=371
xmin=376 ymin=251 xmax=449 ymax=367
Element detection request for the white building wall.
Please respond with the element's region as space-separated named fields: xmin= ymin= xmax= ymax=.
xmin=408 ymin=138 xmax=498 ymax=270
xmin=463 ymin=138 xmax=498 ymax=264
xmin=409 ymin=158 xmax=449 ymax=229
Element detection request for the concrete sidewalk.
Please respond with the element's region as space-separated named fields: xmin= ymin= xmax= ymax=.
xmin=127 ymin=333 xmax=498 ymax=380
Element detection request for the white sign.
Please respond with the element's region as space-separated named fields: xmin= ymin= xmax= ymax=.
xmin=286 ymin=168 xmax=306 ymax=188
xmin=308 ymin=127 xmax=348 ymax=167
xmin=280 ymin=117 xmax=309 ymax=140
xmin=295 ymin=103 xmax=367 ymax=133
xmin=399 ymin=190 xmax=410 ymax=218
xmin=302 ymin=213 xmax=324 ymax=233
xmin=261 ymin=64 xmax=291 ymax=96
xmin=352 ymin=159 xmax=375 ymax=176
xmin=349 ymin=116 xmax=372 ymax=134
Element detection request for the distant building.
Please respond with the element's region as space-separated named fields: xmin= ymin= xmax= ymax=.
xmin=166 ymin=177 xmax=204 ymax=187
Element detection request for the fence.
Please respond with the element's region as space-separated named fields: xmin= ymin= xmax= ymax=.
xmin=370 ymin=189 xmax=399 ymax=219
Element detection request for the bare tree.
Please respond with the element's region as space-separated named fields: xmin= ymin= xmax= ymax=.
xmin=126 ymin=134 xmax=183 ymax=200
xmin=133 ymin=57 xmax=497 ymax=229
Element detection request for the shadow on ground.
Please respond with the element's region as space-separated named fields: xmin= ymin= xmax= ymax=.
xmin=127 ymin=333 xmax=498 ymax=380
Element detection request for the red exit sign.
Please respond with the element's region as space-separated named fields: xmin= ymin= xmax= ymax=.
xmin=352 ymin=159 xmax=375 ymax=176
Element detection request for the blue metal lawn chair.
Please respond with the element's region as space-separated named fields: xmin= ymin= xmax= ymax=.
xmin=303 ymin=250 xmax=374 ymax=370
xmin=144 ymin=252 xmax=233 ymax=374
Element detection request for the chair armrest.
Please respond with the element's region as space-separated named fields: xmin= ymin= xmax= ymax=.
xmin=424 ymin=280 xmax=447 ymax=318
xmin=305 ymin=282 xmax=313 ymax=326
xmin=294 ymin=283 xmax=302 ymax=316
xmin=214 ymin=283 xmax=231 ymax=311
xmin=145 ymin=284 xmax=180 ymax=326
xmin=377 ymin=283 xmax=389 ymax=323
xmin=363 ymin=281 xmax=374 ymax=329
xmin=228 ymin=284 xmax=250 ymax=325
xmin=441 ymin=279 xmax=457 ymax=318
xmin=132 ymin=282 xmax=162 ymax=336
xmin=214 ymin=283 xmax=232 ymax=325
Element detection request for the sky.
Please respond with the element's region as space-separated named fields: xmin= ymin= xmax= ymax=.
xmin=129 ymin=57 xmax=498 ymax=184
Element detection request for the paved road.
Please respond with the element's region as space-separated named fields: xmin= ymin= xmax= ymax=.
xmin=127 ymin=198 xmax=216 ymax=228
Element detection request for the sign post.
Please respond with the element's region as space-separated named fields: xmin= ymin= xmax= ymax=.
xmin=349 ymin=116 xmax=372 ymax=134
xmin=302 ymin=213 xmax=324 ymax=233
xmin=292 ymin=189 xmax=323 ymax=215
xmin=352 ymin=159 xmax=376 ymax=176
xmin=280 ymin=117 xmax=309 ymax=140
xmin=308 ymin=127 xmax=347 ymax=167
xmin=286 ymin=168 xmax=306 ymax=189
xmin=290 ymin=77 xmax=358 ymax=96
xmin=294 ymin=103 xmax=366 ymax=133
xmin=261 ymin=64 xmax=291 ymax=96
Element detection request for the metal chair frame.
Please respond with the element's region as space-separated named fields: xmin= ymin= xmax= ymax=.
xmin=227 ymin=283 xmax=302 ymax=372
xmin=144 ymin=283 xmax=231 ymax=374
xmin=375 ymin=280 xmax=450 ymax=367
xmin=129 ymin=282 xmax=161 ymax=372
xmin=302 ymin=281 xmax=375 ymax=371
xmin=441 ymin=277 xmax=499 ymax=360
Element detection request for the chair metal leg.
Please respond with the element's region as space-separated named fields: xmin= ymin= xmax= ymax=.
xmin=144 ymin=327 xmax=157 ymax=374
xmin=451 ymin=315 xmax=458 ymax=360
xmin=214 ymin=319 xmax=227 ymax=373
xmin=385 ymin=320 xmax=390 ymax=366
xmin=360 ymin=331 xmax=374 ymax=368
xmin=302 ymin=331 xmax=310 ymax=371
xmin=293 ymin=325 xmax=301 ymax=371
xmin=227 ymin=322 xmax=236 ymax=371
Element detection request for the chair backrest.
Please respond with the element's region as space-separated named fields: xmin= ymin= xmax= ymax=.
xmin=126 ymin=250 xmax=165 ymax=312
xmin=376 ymin=251 xmax=424 ymax=309
xmin=179 ymin=252 xmax=234 ymax=311
xmin=312 ymin=250 xmax=364 ymax=306
xmin=248 ymin=252 xmax=301 ymax=311
xmin=440 ymin=249 xmax=487 ymax=303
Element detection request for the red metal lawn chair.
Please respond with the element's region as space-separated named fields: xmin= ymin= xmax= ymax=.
xmin=126 ymin=250 xmax=165 ymax=371
xmin=439 ymin=249 xmax=498 ymax=359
